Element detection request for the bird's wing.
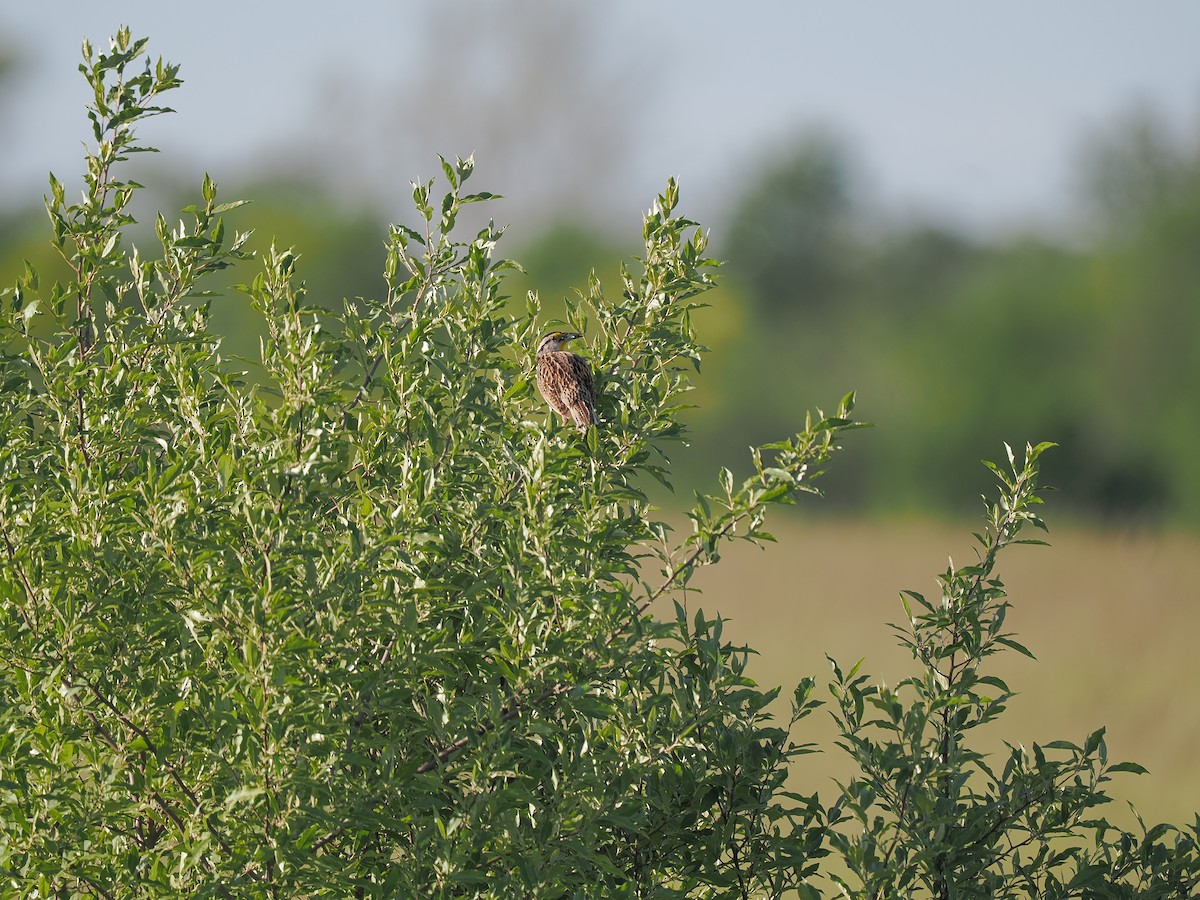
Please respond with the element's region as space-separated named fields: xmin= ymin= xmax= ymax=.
xmin=566 ymin=354 xmax=597 ymax=425
xmin=537 ymin=354 xmax=574 ymax=419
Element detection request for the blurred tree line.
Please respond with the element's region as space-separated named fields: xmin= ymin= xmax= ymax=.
xmin=697 ymin=112 xmax=1200 ymax=525
xmin=3 ymin=91 xmax=1199 ymax=524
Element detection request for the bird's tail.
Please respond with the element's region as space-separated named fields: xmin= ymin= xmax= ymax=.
xmin=572 ymin=403 xmax=597 ymax=432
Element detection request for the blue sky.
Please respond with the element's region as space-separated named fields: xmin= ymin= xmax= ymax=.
xmin=4 ymin=2 xmax=1200 ymax=235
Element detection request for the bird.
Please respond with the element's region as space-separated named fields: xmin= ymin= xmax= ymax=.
xmin=535 ymin=331 xmax=597 ymax=432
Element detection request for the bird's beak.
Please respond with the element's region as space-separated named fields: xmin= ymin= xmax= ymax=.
xmin=565 ymin=332 xmax=583 ymax=341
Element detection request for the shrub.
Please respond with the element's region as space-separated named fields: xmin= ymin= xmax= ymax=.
xmin=825 ymin=442 xmax=1200 ymax=898
xmin=0 ymin=29 xmax=846 ymax=897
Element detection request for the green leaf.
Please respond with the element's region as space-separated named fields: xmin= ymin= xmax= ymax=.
xmin=1084 ymin=727 xmax=1106 ymax=757
xmin=223 ymin=786 xmax=266 ymax=808
xmin=995 ymin=636 xmax=1036 ymax=660
xmin=1107 ymin=761 xmax=1150 ymax=775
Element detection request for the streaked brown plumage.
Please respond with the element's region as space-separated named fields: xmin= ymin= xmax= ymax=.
xmin=535 ymin=331 xmax=596 ymax=432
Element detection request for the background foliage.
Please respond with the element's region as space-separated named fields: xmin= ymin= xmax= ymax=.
xmin=694 ymin=120 xmax=1200 ymax=523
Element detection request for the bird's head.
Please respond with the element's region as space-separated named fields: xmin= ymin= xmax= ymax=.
xmin=537 ymin=331 xmax=583 ymax=355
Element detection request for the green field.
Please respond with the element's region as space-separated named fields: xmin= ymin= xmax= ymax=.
xmin=673 ymin=515 xmax=1200 ymax=828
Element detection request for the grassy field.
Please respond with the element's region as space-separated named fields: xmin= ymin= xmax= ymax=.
xmin=671 ymin=514 xmax=1200 ymax=829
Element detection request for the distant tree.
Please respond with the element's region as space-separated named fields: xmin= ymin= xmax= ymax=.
xmin=723 ymin=130 xmax=859 ymax=316
xmin=1073 ymin=103 xmax=1200 ymax=519
xmin=1077 ymin=105 xmax=1198 ymax=239
xmin=866 ymin=223 xmax=982 ymax=306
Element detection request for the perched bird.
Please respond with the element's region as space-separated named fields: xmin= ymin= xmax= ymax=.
xmin=535 ymin=331 xmax=597 ymax=432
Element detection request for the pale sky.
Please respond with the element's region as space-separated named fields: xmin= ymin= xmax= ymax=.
xmin=4 ymin=2 xmax=1200 ymax=236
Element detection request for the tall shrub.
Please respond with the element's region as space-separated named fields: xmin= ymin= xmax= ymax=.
xmin=0 ymin=30 xmax=846 ymax=897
